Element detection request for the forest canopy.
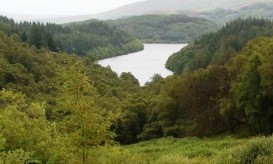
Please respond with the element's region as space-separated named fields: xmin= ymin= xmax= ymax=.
xmin=0 ymin=15 xmax=144 ymax=60
xmin=166 ymin=18 xmax=273 ymax=74
xmin=108 ymin=14 xmax=219 ymax=43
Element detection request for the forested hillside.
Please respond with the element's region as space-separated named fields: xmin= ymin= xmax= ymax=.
xmin=59 ymin=20 xmax=143 ymax=59
xmin=0 ymin=16 xmax=143 ymax=60
xmin=137 ymin=37 xmax=273 ymax=140
xmin=1 ymin=16 xmax=273 ymax=163
xmin=0 ymin=31 xmax=145 ymax=163
xmin=108 ymin=15 xmax=218 ymax=43
xmin=166 ymin=18 xmax=273 ymax=74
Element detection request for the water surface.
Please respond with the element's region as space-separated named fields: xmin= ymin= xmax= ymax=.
xmin=98 ymin=44 xmax=187 ymax=85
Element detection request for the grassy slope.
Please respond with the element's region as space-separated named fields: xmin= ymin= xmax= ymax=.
xmin=90 ymin=136 xmax=273 ymax=163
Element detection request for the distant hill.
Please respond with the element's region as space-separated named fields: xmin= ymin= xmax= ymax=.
xmin=191 ymin=2 xmax=273 ymax=25
xmin=108 ymin=15 xmax=218 ymax=43
xmin=34 ymin=0 xmax=272 ymax=24
xmin=92 ymin=0 xmax=270 ymax=20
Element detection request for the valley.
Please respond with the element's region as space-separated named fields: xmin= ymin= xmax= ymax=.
xmin=0 ymin=0 xmax=273 ymax=163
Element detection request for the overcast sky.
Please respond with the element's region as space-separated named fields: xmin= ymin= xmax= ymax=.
xmin=0 ymin=0 xmax=144 ymax=16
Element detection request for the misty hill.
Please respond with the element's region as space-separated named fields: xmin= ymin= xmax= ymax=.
xmin=35 ymin=0 xmax=272 ymax=24
xmin=93 ymin=0 xmax=270 ymax=20
xmin=108 ymin=15 xmax=218 ymax=43
xmin=190 ymin=2 xmax=273 ymax=25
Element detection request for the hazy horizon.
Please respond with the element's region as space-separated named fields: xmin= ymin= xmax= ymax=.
xmin=0 ymin=0 xmax=144 ymax=20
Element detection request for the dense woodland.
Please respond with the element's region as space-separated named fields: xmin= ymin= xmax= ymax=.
xmin=108 ymin=15 xmax=218 ymax=43
xmin=0 ymin=16 xmax=273 ymax=163
xmin=0 ymin=16 xmax=143 ymax=60
xmin=166 ymin=18 xmax=273 ymax=74
xmin=0 ymin=31 xmax=144 ymax=163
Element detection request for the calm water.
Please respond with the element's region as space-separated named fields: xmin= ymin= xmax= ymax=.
xmin=98 ymin=44 xmax=187 ymax=85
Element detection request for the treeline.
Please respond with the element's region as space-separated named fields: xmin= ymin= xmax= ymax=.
xmin=166 ymin=18 xmax=273 ymax=74
xmin=0 ymin=16 xmax=63 ymax=52
xmin=0 ymin=15 xmax=144 ymax=60
xmin=60 ymin=21 xmax=144 ymax=59
xmin=108 ymin=14 xmax=218 ymax=43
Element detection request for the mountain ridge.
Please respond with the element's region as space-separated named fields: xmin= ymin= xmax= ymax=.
xmin=23 ymin=0 xmax=272 ymax=24
xmin=80 ymin=0 xmax=272 ymax=19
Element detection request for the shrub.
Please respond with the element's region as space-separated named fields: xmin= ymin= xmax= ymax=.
xmin=213 ymin=136 xmax=273 ymax=164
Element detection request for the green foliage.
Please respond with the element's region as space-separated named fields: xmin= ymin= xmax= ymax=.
xmin=60 ymin=20 xmax=144 ymax=59
xmin=115 ymin=96 xmax=148 ymax=144
xmin=120 ymin=72 xmax=140 ymax=86
xmin=213 ymin=136 xmax=273 ymax=164
xmin=89 ymin=136 xmax=273 ymax=164
xmin=221 ymin=37 xmax=273 ymax=135
xmin=0 ymin=89 xmax=54 ymax=163
xmin=143 ymin=36 xmax=273 ymax=140
xmin=0 ymin=16 xmax=144 ymax=59
xmin=56 ymin=58 xmax=122 ymax=163
xmin=166 ymin=18 xmax=273 ymax=74
xmin=109 ymin=14 xmax=218 ymax=43
xmin=89 ymin=146 xmax=143 ymax=163
xmin=0 ymin=16 xmax=60 ymax=52
xmin=0 ymin=149 xmax=32 ymax=164
xmin=1 ymin=13 xmax=273 ymax=163
xmin=0 ymin=31 xmax=142 ymax=162
xmin=139 ymin=66 xmax=229 ymax=139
